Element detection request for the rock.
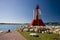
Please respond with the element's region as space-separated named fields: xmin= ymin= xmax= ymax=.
xmin=23 ymin=28 xmax=29 ymax=32
xmin=42 ymin=31 xmax=45 ymax=33
xmin=30 ymin=33 xmax=39 ymax=37
xmin=29 ymin=29 xmax=34 ymax=32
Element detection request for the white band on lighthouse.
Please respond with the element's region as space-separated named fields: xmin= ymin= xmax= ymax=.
xmin=38 ymin=9 xmax=41 ymax=19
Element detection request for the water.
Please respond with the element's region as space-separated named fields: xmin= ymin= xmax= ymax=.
xmin=0 ymin=23 xmax=60 ymax=31
xmin=0 ymin=24 xmax=21 ymax=31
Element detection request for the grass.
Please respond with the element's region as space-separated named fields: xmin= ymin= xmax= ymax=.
xmin=17 ymin=30 xmax=60 ymax=40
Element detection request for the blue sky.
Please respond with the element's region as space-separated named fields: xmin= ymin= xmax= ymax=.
xmin=0 ymin=0 xmax=60 ymax=23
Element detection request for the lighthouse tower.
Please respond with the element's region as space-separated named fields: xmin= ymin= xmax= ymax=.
xmin=30 ymin=5 xmax=45 ymax=26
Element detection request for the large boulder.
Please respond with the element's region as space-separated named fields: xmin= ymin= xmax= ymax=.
xmin=30 ymin=33 xmax=39 ymax=37
xmin=29 ymin=29 xmax=34 ymax=32
xmin=23 ymin=28 xmax=29 ymax=32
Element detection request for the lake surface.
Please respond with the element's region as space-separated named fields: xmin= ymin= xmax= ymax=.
xmin=0 ymin=23 xmax=60 ymax=31
xmin=0 ymin=24 xmax=21 ymax=31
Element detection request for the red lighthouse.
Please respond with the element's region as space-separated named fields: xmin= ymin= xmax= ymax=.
xmin=30 ymin=5 xmax=45 ymax=26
